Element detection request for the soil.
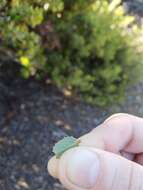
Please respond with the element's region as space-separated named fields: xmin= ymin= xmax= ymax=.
xmin=0 ymin=1 xmax=143 ymax=190
xmin=1 ymin=74 xmax=143 ymax=190
xmin=124 ymin=0 xmax=143 ymax=16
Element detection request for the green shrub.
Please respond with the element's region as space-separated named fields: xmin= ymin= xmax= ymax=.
xmin=0 ymin=0 xmax=143 ymax=105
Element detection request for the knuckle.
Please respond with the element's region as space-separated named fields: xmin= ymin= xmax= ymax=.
xmin=104 ymin=113 xmax=133 ymax=130
xmin=104 ymin=113 xmax=130 ymax=124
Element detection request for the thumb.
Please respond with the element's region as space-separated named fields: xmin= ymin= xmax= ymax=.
xmin=48 ymin=147 xmax=143 ymax=190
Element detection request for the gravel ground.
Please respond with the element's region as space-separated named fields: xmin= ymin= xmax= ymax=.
xmin=124 ymin=0 xmax=143 ymax=16
xmin=1 ymin=77 xmax=143 ymax=190
xmin=1 ymin=1 xmax=143 ymax=190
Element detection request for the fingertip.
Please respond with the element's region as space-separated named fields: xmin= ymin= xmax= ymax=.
xmin=47 ymin=156 xmax=59 ymax=179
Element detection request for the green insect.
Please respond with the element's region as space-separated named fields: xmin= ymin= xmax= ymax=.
xmin=53 ymin=136 xmax=80 ymax=158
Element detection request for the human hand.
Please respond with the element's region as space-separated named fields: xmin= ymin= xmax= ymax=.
xmin=48 ymin=113 xmax=143 ymax=190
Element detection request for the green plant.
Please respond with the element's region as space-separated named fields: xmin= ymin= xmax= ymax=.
xmin=0 ymin=0 xmax=143 ymax=105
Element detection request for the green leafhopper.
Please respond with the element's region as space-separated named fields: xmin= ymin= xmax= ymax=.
xmin=53 ymin=136 xmax=80 ymax=158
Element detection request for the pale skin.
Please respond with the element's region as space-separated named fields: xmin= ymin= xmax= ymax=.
xmin=48 ymin=113 xmax=143 ymax=190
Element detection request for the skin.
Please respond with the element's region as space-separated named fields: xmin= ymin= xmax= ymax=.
xmin=48 ymin=113 xmax=143 ymax=190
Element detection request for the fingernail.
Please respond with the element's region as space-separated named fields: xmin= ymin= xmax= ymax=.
xmin=67 ymin=149 xmax=100 ymax=188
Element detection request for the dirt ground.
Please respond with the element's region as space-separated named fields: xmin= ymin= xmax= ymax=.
xmin=1 ymin=75 xmax=143 ymax=190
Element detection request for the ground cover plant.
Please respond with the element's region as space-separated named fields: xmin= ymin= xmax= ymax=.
xmin=0 ymin=0 xmax=143 ymax=105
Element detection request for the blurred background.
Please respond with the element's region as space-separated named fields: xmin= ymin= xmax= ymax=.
xmin=1 ymin=0 xmax=143 ymax=189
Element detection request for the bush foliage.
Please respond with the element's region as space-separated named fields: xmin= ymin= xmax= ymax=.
xmin=0 ymin=0 xmax=143 ymax=105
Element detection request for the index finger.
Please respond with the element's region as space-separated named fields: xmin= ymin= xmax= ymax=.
xmin=80 ymin=113 xmax=143 ymax=154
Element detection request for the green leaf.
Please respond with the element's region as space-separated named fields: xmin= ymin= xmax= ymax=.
xmin=53 ymin=136 xmax=80 ymax=158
